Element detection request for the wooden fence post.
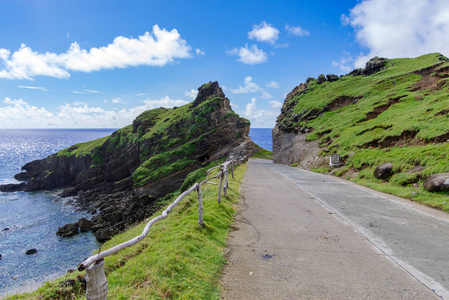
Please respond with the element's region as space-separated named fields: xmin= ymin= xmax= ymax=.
xmin=218 ymin=169 xmax=223 ymax=204
xmin=231 ymin=160 xmax=234 ymax=179
xmin=86 ymin=259 xmax=108 ymax=300
xmin=197 ymin=185 xmax=203 ymax=227
xmin=224 ymin=167 xmax=228 ymax=198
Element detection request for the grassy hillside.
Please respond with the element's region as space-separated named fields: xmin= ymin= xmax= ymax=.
xmin=277 ymin=53 xmax=449 ymax=212
xmin=7 ymin=162 xmax=247 ymax=300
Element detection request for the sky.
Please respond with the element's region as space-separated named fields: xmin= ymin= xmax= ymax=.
xmin=1 ymin=0 xmax=449 ymax=129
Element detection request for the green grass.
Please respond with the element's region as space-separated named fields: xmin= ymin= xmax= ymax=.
xmin=6 ymin=163 xmax=248 ymax=300
xmin=57 ymin=136 xmax=110 ymax=157
xmin=250 ymin=148 xmax=273 ymax=160
xmin=279 ymin=53 xmax=449 ymax=211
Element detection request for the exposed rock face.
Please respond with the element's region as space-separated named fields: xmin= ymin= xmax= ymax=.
xmin=374 ymin=163 xmax=394 ymax=179
xmin=348 ymin=56 xmax=387 ymax=76
xmin=3 ymin=81 xmax=257 ymax=242
xmin=424 ymin=173 xmax=449 ymax=192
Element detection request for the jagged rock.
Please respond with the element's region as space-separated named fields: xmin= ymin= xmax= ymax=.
xmin=0 ymin=254 xmax=2 ymax=259
xmin=424 ymin=173 xmax=449 ymax=192
xmin=306 ymin=77 xmax=315 ymax=83
xmin=95 ymin=228 xmax=113 ymax=243
xmin=25 ymin=249 xmax=37 ymax=255
xmin=0 ymin=183 xmax=26 ymax=192
xmin=373 ymin=163 xmax=394 ymax=179
xmin=365 ymin=57 xmax=386 ymax=75
xmin=326 ymin=74 xmax=339 ymax=82
xmin=78 ymin=218 xmax=92 ymax=232
xmin=3 ymin=228 xmax=10 ymax=231
xmin=317 ymin=74 xmax=326 ymax=84
xmin=57 ymin=222 xmax=79 ymax=237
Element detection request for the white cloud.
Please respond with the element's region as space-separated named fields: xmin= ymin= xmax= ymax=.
xmin=230 ymin=102 xmax=239 ymax=109
xmin=18 ymin=85 xmax=48 ymax=91
xmin=248 ymin=21 xmax=280 ymax=44
xmin=239 ymin=97 xmax=278 ymax=128
xmin=184 ymin=89 xmax=198 ymax=99
xmin=331 ymin=51 xmax=355 ymax=73
xmin=266 ymin=81 xmax=280 ymax=89
xmin=136 ymin=93 xmax=146 ymax=96
xmin=270 ymin=100 xmax=283 ymax=108
xmin=345 ymin=0 xmax=449 ymax=66
xmin=71 ymin=89 xmax=102 ymax=94
xmin=231 ymin=76 xmax=273 ymax=99
xmin=0 ymin=25 xmax=194 ymax=80
xmin=195 ymin=49 xmax=205 ymax=55
xmin=111 ymin=97 xmax=122 ymax=104
xmin=0 ymin=96 xmax=190 ymax=128
xmin=285 ymin=25 xmax=310 ymax=37
xmin=228 ymin=44 xmax=268 ymax=65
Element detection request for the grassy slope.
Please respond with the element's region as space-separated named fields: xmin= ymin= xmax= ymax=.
xmin=282 ymin=53 xmax=449 ymax=212
xmin=7 ymin=163 xmax=247 ymax=300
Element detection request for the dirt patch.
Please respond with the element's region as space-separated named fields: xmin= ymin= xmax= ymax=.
xmin=327 ymin=95 xmax=361 ymax=112
xmin=435 ymin=109 xmax=449 ymax=116
xmin=428 ymin=131 xmax=449 ymax=143
xmin=410 ymin=63 xmax=449 ymax=91
xmin=357 ymin=125 xmax=392 ymax=136
xmin=361 ymin=95 xmax=406 ymax=122
xmin=362 ymin=130 xmax=419 ymax=148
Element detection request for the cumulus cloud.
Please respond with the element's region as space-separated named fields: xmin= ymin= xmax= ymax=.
xmin=0 ymin=25 xmax=194 ymax=80
xmin=248 ymin=21 xmax=280 ymax=44
xmin=184 ymin=89 xmax=198 ymax=99
xmin=227 ymin=44 xmax=268 ymax=65
xmin=331 ymin=51 xmax=355 ymax=73
xmin=238 ymin=98 xmax=279 ymax=128
xmin=195 ymin=49 xmax=205 ymax=55
xmin=266 ymin=81 xmax=280 ymax=89
xmin=231 ymin=76 xmax=272 ymax=99
xmin=285 ymin=25 xmax=310 ymax=37
xmin=270 ymin=100 xmax=283 ymax=108
xmin=345 ymin=0 xmax=449 ymax=67
xmin=111 ymin=97 xmax=122 ymax=104
xmin=0 ymin=96 xmax=190 ymax=128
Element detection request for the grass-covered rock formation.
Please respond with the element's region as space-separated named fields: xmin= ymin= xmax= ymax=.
xmin=6 ymin=81 xmax=257 ymax=242
xmin=273 ymin=53 xmax=449 ymax=211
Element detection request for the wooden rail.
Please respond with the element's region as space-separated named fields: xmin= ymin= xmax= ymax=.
xmin=78 ymin=157 xmax=243 ymax=299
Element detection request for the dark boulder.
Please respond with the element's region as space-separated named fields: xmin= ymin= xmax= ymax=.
xmin=374 ymin=163 xmax=394 ymax=179
xmin=0 ymin=254 xmax=2 ymax=259
xmin=424 ymin=173 xmax=449 ymax=192
xmin=95 ymin=228 xmax=113 ymax=243
xmin=306 ymin=77 xmax=315 ymax=83
xmin=365 ymin=57 xmax=386 ymax=75
xmin=57 ymin=222 xmax=79 ymax=237
xmin=25 ymin=249 xmax=37 ymax=255
xmin=125 ymin=202 xmax=146 ymax=222
xmin=326 ymin=74 xmax=339 ymax=82
xmin=317 ymin=74 xmax=326 ymax=84
xmin=0 ymin=183 xmax=26 ymax=192
xmin=78 ymin=218 xmax=93 ymax=232
xmin=3 ymin=228 xmax=10 ymax=231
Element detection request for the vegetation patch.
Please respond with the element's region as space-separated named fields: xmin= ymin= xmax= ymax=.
xmin=7 ymin=163 xmax=248 ymax=300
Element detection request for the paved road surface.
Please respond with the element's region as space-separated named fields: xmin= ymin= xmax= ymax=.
xmin=221 ymin=159 xmax=449 ymax=299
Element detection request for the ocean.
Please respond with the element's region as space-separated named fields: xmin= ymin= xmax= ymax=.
xmin=249 ymin=128 xmax=272 ymax=151
xmin=0 ymin=129 xmax=115 ymax=298
xmin=0 ymin=127 xmax=272 ymax=297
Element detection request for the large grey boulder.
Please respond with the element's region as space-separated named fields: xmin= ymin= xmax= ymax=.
xmin=424 ymin=173 xmax=449 ymax=192
xmin=374 ymin=163 xmax=393 ymax=179
xmin=57 ymin=222 xmax=79 ymax=237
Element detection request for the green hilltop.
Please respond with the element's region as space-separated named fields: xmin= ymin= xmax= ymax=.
xmin=275 ymin=53 xmax=449 ymax=211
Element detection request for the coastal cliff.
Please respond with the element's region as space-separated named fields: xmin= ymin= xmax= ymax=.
xmin=273 ymin=53 xmax=449 ymax=211
xmin=3 ymin=82 xmax=258 ymax=241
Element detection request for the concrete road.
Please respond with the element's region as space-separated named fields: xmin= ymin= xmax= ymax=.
xmin=221 ymin=159 xmax=448 ymax=299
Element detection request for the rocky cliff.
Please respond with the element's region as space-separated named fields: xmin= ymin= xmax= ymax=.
xmin=3 ymin=81 xmax=258 ymax=241
xmin=273 ymin=53 xmax=449 ymax=211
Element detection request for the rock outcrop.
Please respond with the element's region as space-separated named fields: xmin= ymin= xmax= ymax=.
xmin=373 ymin=163 xmax=394 ymax=179
xmin=424 ymin=173 xmax=449 ymax=192
xmin=3 ymin=82 xmax=257 ymax=242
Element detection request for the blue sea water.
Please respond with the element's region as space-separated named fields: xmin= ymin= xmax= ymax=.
xmin=0 ymin=129 xmax=115 ymax=298
xmin=249 ymin=128 xmax=273 ymax=151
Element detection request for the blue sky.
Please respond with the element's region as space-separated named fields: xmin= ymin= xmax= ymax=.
xmin=0 ymin=0 xmax=448 ymax=128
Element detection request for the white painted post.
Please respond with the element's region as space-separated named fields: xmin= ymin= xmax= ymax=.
xmin=224 ymin=167 xmax=228 ymax=198
xmin=197 ymin=185 xmax=203 ymax=227
xmin=231 ymin=160 xmax=234 ymax=179
xmin=86 ymin=259 xmax=108 ymax=300
xmin=218 ymin=170 xmax=223 ymax=204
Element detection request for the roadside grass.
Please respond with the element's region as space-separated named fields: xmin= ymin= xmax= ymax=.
xmin=6 ymin=163 xmax=247 ymax=300
xmin=251 ymin=148 xmax=273 ymax=160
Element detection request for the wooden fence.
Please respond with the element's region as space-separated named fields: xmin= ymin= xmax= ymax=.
xmin=78 ymin=157 xmax=243 ymax=299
